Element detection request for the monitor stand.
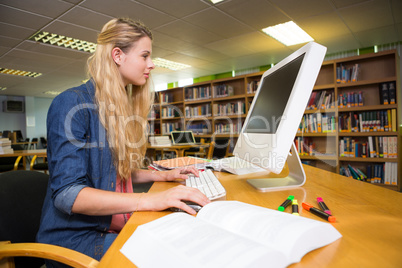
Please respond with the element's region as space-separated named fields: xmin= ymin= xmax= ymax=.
xmin=247 ymin=142 xmax=306 ymax=192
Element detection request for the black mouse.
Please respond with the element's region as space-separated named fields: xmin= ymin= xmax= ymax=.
xmin=169 ymin=201 xmax=202 ymax=213
xmin=205 ymin=166 xmax=214 ymax=170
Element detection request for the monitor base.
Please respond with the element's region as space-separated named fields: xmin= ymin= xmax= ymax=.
xmin=247 ymin=143 xmax=306 ymax=192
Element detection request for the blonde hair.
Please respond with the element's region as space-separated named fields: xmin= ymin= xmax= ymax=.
xmin=87 ymin=18 xmax=154 ymax=180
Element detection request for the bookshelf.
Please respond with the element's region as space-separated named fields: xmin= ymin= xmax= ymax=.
xmin=296 ymin=50 xmax=400 ymax=191
xmin=150 ymin=50 xmax=400 ymax=191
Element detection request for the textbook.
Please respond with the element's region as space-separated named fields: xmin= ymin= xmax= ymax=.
xmin=121 ymin=201 xmax=342 ymax=268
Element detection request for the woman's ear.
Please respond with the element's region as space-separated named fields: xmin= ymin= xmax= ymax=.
xmin=112 ymin=47 xmax=124 ymax=65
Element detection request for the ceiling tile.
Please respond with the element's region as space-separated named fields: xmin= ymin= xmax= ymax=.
xmin=152 ymin=31 xmax=198 ymax=52
xmin=354 ymin=25 xmax=399 ymax=47
xmin=338 ymin=0 xmax=394 ymax=32
xmin=216 ymin=0 xmax=289 ymax=29
xmin=0 ymin=36 xmax=23 ymax=49
xmin=0 ymin=22 xmax=36 ymax=40
xmin=80 ymin=0 xmax=175 ymax=29
xmin=154 ymin=20 xmax=222 ymax=45
xmin=204 ymin=38 xmax=256 ymax=57
xmin=0 ymin=5 xmax=51 ymax=29
xmin=318 ymin=33 xmax=361 ymax=54
xmin=330 ymin=0 xmax=372 ymax=9
xmin=0 ymin=0 xmax=74 ymax=17
xmin=296 ymin=11 xmax=350 ymax=40
xmin=226 ymin=31 xmax=285 ymax=53
xmin=58 ymin=6 xmax=113 ymax=31
xmin=390 ymin=0 xmax=402 ymax=24
xmin=269 ymin=0 xmax=334 ymax=19
xmin=183 ymin=7 xmax=252 ymax=38
xmin=135 ymin=0 xmax=210 ymax=18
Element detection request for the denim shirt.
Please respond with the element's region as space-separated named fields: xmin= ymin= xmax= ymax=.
xmin=36 ymin=80 xmax=117 ymax=261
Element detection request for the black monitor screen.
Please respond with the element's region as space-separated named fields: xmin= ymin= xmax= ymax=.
xmin=245 ymin=53 xmax=305 ymax=134
xmin=172 ymin=131 xmax=194 ymax=144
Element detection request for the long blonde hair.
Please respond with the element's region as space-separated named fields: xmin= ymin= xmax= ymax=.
xmin=87 ymin=18 xmax=154 ymax=180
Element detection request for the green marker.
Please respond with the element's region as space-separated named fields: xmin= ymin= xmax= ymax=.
xmin=278 ymin=195 xmax=294 ymax=211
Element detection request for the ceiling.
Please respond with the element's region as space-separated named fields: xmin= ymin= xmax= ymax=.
xmin=1 ymin=0 xmax=401 ymax=98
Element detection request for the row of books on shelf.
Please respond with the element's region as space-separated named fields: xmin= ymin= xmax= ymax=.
xmin=184 ymin=86 xmax=211 ymax=101
xmin=336 ymin=63 xmax=360 ymax=83
xmin=160 ymin=92 xmax=174 ymax=104
xmin=337 ymin=91 xmax=363 ymax=108
xmin=213 ymin=84 xmax=235 ymax=98
xmin=340 ymin=163 xmax=398 ymax=185
xmin=184 ymin=104 xmax=212 ymax=118
xmin=339 ymin=136 xmax=398 ymax=158
xmin=298 ymin=113 xmax=336 ymax=133
xmin=338 ymin=109 xmax=397 ymax=132
xmin=214 ymin=122 xmax=242 ymax=134
xmin=147 ymin=108 xmax=160 ymax=120
xmin=212 ymin=101 xmax=246 ymax=116
xmin=187 ymin=123 xmax=209 ymax=134
xmin=294 ymin=137 xmax=336 ymax=157
xmin=161 ymin=123 xmax=181 ymax=135
xmin=0 ymin=138 xmax=13 ymax=154
xmin=161 ymin=107 xmax=181 ymax=119
xmin=247 ymin=80 xmax=260 ymax=94
xmin=306 ymin=90 xmax=335 ymax=110
xmin=379 ymin=82 xmax=397 ymax=105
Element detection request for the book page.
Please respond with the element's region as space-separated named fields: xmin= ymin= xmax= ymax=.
xmin=197 ymin=201 xmax=342 ymax=264
xmin=120 ymin=212 xmax=287 ymax=268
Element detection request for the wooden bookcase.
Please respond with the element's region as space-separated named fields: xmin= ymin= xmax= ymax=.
xmin=149 ymin=50 xmax=401 ymax=191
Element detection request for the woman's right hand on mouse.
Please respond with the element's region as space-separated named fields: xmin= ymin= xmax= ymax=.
xmin=139 ymin=185 xmax=210 ymax=215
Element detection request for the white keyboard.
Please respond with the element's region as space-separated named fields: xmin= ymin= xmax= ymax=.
xmin=186 ymin=169 xmax=226 ymax=201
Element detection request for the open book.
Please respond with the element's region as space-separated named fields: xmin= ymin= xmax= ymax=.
xmin=120 ymin=201 xmax=342 ymax=268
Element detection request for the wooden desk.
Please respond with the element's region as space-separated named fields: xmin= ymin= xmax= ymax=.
xmin=147 ymin=143 xmax=209 ymax=158
xmin=99 ymin=165 xmax=402 ymax=268
xmin=0 ymin=149 xmax=47 ymax=170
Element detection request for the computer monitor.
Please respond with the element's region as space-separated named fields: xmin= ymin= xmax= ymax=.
xmin=171 ymin=131 xmax=196 ymax=145
xmin=233 ymin=42 xmax=326 ymax=191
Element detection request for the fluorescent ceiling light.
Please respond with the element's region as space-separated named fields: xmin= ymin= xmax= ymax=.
xmin=0 ymin=87 xmax=7 ymax=91
xmin=0 ymin=67 xmax=42 ymax=78
xmin=210 ymin=0 xmax=225 ymax=4
xmin=44 ymin=91 xmax=61 ymax=96
xmin=29 ymin=31 xmax=97 ymax=53
xmin=153 ymin=58 xmax=191 ymax=71
xmin=262 ymin=21 xmax=313 ymax=46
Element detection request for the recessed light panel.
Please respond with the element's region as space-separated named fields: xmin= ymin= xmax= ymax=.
xmin=262 ymin=21 xmax=313 ymax=46
xmin=29 ymin=31 xmax=97 ymax=53
xmin=0 ymin=67 xmax=42 ymax=78
xmin=153 ymin=58 xmax=191 ymax=71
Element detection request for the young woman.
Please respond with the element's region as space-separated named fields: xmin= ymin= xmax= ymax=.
xmin=37 ymin=18 xmax=209 ymax=266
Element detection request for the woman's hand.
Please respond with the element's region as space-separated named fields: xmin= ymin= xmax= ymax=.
xmin=158 ymin=166 xmax=199 ymax=182
xmin=140 ymin=185 xmax=210 ymax=215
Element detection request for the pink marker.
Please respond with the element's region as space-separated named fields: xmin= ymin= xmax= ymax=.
xmin=317 ymin=197 xmax=332 ymax=215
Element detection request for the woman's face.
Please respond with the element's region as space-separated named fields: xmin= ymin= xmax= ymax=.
xmin=114 ymin=36 xmax=155 ymax=86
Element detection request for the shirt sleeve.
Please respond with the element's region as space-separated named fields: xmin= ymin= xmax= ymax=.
xmin=54 ymin=184 xmax=88 ymax=215
xmin=46 ymin=89 xmax=94 ymax=213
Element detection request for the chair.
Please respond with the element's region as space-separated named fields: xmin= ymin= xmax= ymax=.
xmin=207 ymin=138 xmax=231 ymax=160
xmin=30 ymin=155 xmax=48 ymax=174
xmin=13 ymin=130 xmax=24 ymax=142
xmin=29 ymin=138 xmax=38 ymax=150
xmin=0 ymin=156 xmax=23 ymax=172
xmin=184 ymin=138 xmax=208 ymax=158
xmin=40 ymin=137 xmax=47 ymax=149
xmin=0 ymin=170 xmax=99 ymax=268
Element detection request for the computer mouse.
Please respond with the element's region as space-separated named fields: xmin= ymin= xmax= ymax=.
xmin=205 ymin=166 xmax=214 ymax=170
xmin=169 ymin=202 xmax=202 ymax=213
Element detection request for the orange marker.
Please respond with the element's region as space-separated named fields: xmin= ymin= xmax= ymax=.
xmin=302 ymin=202 xmax=336 ymax=223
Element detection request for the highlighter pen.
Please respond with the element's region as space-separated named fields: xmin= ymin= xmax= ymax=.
xmin=278 ymin=195 xmax=294 ymax=211
xmin=292 ymin=199 xmax=299 ymax=216
xmin=302 ymin=202 xmax=336 ymax=223
xmin=317 ymin=197 xmax=332 ymax=215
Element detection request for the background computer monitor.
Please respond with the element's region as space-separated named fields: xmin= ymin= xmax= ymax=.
xmin=171 ymin=131 xmax=196 ymax=144
xmin=233 ymin=42 xmax=326 ymax=175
